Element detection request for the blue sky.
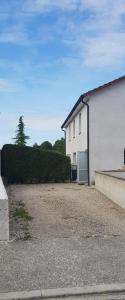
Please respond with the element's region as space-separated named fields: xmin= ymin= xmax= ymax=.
xmin=0 ymin=0 xmax=125 ymax=147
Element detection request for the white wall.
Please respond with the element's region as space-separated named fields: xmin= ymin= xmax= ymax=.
xmin=0 ymin=176 xmax=9 ymax=241
xmin=89 ymin=79 xmax=125 ymax=183
xmin=66 ymin=105 xmax=87 ymax=164
xmin=95 ymin=171 xmax=125 ymax=209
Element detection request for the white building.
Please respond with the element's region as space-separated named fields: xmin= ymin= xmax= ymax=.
xmin=61 ymin=75 xmax=125 ymax=185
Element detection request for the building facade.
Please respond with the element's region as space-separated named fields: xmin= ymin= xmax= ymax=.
xmin=61 ymin=75 xmax=125 ymax=185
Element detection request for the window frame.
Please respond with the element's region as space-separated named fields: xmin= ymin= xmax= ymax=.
xmin=69 ymin=124 xmax=71 ymax=141
xmin=79 ymin=112 xmax=81 ymax=135
xmin=73 ymin=119 xmax=75 ymax=138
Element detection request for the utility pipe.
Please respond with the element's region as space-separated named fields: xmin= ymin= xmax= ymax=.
xmin=81 ymin=99 xmax=90 ymax=186
xmin=61 ymin=128 xmax=66 ymax=155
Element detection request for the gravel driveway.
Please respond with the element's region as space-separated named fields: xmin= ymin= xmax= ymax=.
xmin=8 ymin=183 xmax=125 ymax=240
xmin=1 ymin=183 xmax=125 ymax=293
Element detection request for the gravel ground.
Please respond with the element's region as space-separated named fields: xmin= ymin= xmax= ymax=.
xmin=9 ymin=195 xmax=31 ymax=240
xmin=8 ymin=183 xmax=125 ymax=239
xmin=1 ymin=183 xmax=125 ymax=293
xmin=1 ymin=236 xmax=125 ymax=292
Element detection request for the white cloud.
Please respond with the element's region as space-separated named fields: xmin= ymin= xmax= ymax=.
xmin=0 ymin=79 xmax=17 ymax=92
xmin=1 ymin=0 xmax=125 ymax=18
xmin=23 ymin=0 xmax=78 ymax=13
xmin=84 ymin=33 xmax=125 ymax=67
xmin=0 ymin=113 xmax=64 ymax=148
xmin=1 ymin=0 xmax=125 ymax=68
xmin=80 ymin=0 xmax=108 ymax=12
xmin=26 ymin=115 xmax=65 ymax=131
xmin=0 ymin=23 xmax=30 ymax=45
xmin=0 ymin=113 xmax=65 ymax=132
xmin=0 ymin=111 xmax=64 ymax=128
xmin=59 ymin=0 xmax=125 ymax=68
xmin=0 ymin=114 xmax=17 ymax=129
xmin=23 ymin=0 xmax=125 ymax=16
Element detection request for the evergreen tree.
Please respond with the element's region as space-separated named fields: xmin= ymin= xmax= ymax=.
xmin=13 ymin=115 xmax=30 ymax=146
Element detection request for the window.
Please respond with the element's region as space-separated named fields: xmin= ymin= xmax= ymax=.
xmin=73 ymin=120 xmax=75 ymax=138
xmin=69 ymin=124 xmax=71 ymax=141
xmin=79 ymin=112 xmax=81 ymax=134
xmin=73 ymin=152 xmax=76 ymax=164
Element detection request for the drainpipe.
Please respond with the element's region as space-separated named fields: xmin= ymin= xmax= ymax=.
xmin=81 ymin=99 xmax=90 ymax=186
xmin=61 ymin=128 xmax=66 ymax=155
xmin=61 ymin=128 xmax=71 ymax=183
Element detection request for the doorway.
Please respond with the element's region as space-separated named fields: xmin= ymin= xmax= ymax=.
xmin=77 ymin=151 xmax=88 ymax=184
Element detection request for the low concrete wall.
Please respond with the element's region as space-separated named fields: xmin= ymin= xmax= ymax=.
xmin=95 ymin=171 xmax=125 ymax=209
xmin=0 ymin=176 xmax=9 ymax=241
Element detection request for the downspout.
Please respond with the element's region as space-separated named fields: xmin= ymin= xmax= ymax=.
xmin=62 ymin=128 xmax=71 ymax=182
xmin=61 ymin=128 xmax=66 ymax=155
xmin=81 ymin=99 xmax=90 ymax=186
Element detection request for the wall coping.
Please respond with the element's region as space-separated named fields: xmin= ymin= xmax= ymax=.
xmin=95 ymin=170 xmax=125 ymax=182
xmin=0 ymin=176 xmax=8 ymax=200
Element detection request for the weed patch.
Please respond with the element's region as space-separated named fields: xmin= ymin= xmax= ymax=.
xmin=14 ymin=206 xmax=33 ymax=221
xmin=10 ymin=200 xmax=33 ymax=240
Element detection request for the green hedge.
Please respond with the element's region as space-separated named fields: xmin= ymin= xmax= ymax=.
xmin=1 ymin=144 xmax=71 ymax=184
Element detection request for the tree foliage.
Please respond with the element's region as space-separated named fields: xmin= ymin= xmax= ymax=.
xmin=40 ymin=141 xmax=53 ymax=151
xmin=13 ymin=116 xmax=30 ymax=146
xmin=53 ymin=138 xmax=65 ymax=155
xmin=33 ymin=143 xmax=39 ymax=149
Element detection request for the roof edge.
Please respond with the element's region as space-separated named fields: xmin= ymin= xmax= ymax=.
xmin=61 ymin=94 xmax=84 ymax=129
xmin=61 ymin=74 xmax=125 ymax=128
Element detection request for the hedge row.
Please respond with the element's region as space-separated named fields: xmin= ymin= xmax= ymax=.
xmin=1 ymin=144 xmax=71 ymax=184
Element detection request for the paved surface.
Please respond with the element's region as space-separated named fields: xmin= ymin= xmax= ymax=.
xmin=41 ymin=296 xmax=125 ymax=299
xmin=1 ymin=183 xmax=125 ymax=293
xmin=29 ymin=296 xmax=125 ymax=300
xmin=43 ymin=297 xmax=125 ymax=300
xmin=16 ymin=294 xmax=125 ymax=300
xmin=0 ymin=233 xmax=125 ymax=292
xmin=1 ymin=236 xmax=125 ymax=292
xmin=2 ymin=284 xmax=125 ymax=299
xmin=59 ymin=296 xmax=125 ymax=299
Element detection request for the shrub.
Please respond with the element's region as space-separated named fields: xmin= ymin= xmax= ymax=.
xmin=1 ymin=144 xmax=71 ymax=184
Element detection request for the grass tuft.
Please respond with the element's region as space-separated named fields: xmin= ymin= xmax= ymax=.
xmin=14 ymin=206 xmax=33 ymax=221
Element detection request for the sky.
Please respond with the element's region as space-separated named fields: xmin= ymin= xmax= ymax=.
xmin=0 ymin=0 xmax=125 ymax=148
